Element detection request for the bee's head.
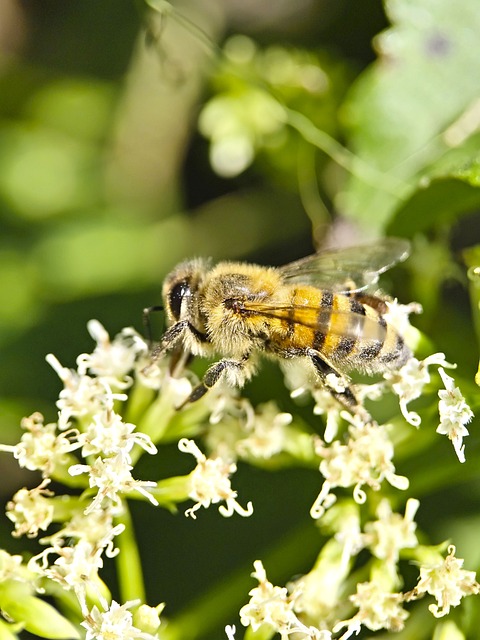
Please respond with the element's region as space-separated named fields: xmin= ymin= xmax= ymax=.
xmin=162 ymin=258 xmax=209 ymax=324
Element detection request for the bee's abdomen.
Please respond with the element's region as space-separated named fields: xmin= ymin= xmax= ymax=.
xmin=290 ymin=288 xmax=410 ymax=372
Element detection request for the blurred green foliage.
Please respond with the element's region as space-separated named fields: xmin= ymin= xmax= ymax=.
xmin=1 ymin=0 xmax=480 ymax=637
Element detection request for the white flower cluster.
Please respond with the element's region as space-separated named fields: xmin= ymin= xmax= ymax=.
xmin=0 ymin=321 xmax=265 ymax=639
xmin=220 ymin=300 xmax=478 ymax=639
xmin=311 ymin=420 xmax=409 ymax=519
xmin=0 ymin=322 xmax=169 ymax=636
xmin=0 ymin=311 xmax=477 ymax=640
xmin=228 ymin=501 xmax=479 ymax=640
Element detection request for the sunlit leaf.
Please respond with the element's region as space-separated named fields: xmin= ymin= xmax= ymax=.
xmin=388 ymin=178 xmax=480 ymax=236
xmin=0 ymin=582 xmax=79 ymax=640
xmin=340 ymin=0 xmax=480 ymax=231
xmin=0 ymin=619 xmax=23 ymax=640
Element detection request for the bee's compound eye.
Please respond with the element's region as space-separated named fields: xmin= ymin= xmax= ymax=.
xmin=169 ymin=281 xmax=190 ymax=319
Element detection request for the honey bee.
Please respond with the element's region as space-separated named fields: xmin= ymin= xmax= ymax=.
xmin=148 ymin=238 xmax=411 ymax=411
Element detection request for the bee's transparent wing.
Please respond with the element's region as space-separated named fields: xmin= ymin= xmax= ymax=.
xmin=242 ymin=302 xmax=388 ymax=343
xmin=279 ymin=237 xmax=410 ymax=293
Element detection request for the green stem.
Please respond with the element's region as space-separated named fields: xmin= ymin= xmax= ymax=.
xmin=131 ymin=395 xmax=177 ymax=464
xmin=296 ymin=140 xmax=331 ymax=234
xmin=115 ymin=502 xmax=146 ymax=603
xmin=285 ymin=107 xmax=408 ymax=198
xmin=124 ymin=382 xmax=157 ymax=426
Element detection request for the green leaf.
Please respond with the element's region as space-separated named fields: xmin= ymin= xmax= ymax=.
xmin=387 ymin=177 xmax=480 ymax=236
xmin=1 ymin=591 xmax=80 ymax=640
xmin=340 ymin=0 xmax=480 ymax=231
xmin=0 ymin=619 xmax=23 ymax=640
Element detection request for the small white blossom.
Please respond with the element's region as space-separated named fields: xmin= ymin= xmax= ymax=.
xmin=364 ymin=498 xmax=420 ymax=566
xmin=137 ymin=357 xmax=193 ymax=401
xmin=29 ymin=538 xmax=105 ymax=597
xmin=311 ymin=387 xmax=344 ymax=443
xmin=6 ymin=479 xmax=55 ymax=538
xmin=206 ymin=386 xmax=250 ymax=426
xmin=334 ymin=581 xmax=409 ymax=634
xmin=311 ymin=422 xmax=408 ymax=518
xmin=239 ymin=560 xmax=327 ymax=639
xmin=78 ymin=409 xmax=157 ymax=458
xmin=46 ymin=354 xmax=127 ymax=429
xmin=29 ymin=516 xmax=125 ymax=610
xmin=133 ymin=603 xmax=164 ymax=635
xmin=3 ymin=412 xmax=80 ymax=477
xmin=81 ymin=600 xmax=157 ymax=640
xmin=385 ymin=353 xmax=454 ymax=426
xmin=437 ymin=368 xmax=473 ymax=463
xmin=407 ymin=545 xmax=480 ymax=617
xmin=0 ymin=549 xmax=25 ymax=582
xmin=383 ymin=299 xmax=422 ymax=338
xmin=41 ymin=509 xmax=124 ymax=559
xmin=77 ymin=321 xmax=148 ymax=389
xmin=236 ymin=402 xmax=292 ymax=459
xmin=69 ymin=453 xmax=158 ymax=514
xmin=178 ymin=438 xmax=253 ymax=519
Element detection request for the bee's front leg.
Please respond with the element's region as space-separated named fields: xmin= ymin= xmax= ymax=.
xmin=180 ymin=354 xmax=251 ymax=407
xmin=150 ymin=321 xmax=190 ymax=361
xmin=150 ymin=321 xmax=207 ymax=361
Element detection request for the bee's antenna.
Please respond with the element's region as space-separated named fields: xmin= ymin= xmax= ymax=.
xmin=143 ymin=305 xmax=164 ymax=349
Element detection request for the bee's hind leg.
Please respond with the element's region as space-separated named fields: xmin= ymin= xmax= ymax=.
xmin=306 ymin=348 xmax=370 ymax=420
xmin=179 ymin=354 xmax=251 ymax=407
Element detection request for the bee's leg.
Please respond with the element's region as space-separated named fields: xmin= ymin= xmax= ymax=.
xmin=149 ymin=321 xmax=189 ymax=360
xmin=306 ymin=348 xmax=363 ymax=414
xmin=180 ymin=355 xmax=251 ymax=407
xmin=353 ymin=292 xmax=388 ymax=314
xmin=150 ymin=321 xmax=207 ymax=361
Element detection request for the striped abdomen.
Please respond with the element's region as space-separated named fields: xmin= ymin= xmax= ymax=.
xmin=271 ymin=285 xmax=410 ymax=374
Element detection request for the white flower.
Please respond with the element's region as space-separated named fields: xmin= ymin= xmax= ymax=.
xmin=178 ymin=438 xmax=253 ymax=519
xmin=407 ymin=545 xmax=480 ymax=617
xmin=383 ymin=299 xmax=422 ymax=337
xmin=311 ymin=387 xmax=344 ymax=443
xmin=136 ymin=356 xmax=193 ymax=400
xmin=81 ymin=600 xmax=157 ymax=640
xmin=385 ymin=353 xmax=454 ymax=426
xmin=78 ymin=409 xmax=157 ymax=458
xmin=0 ymin=550 xmax=25 ymax=582
xmin=5 ymin=412 xmax=80 ymax=477
xmin=69 ymin=453 xmax=158 ymax=514
xmin=206 ymin=386 xmax=249 ymax=426
xmin=236 ymin=402 xmax=291 ymax=459
xmin=311 ymin=422 xmax=408 ymax=519
xmin=29 ymin=538 xmax=105 ymax=596
xmin=436 ymin=368 xmax=473 ymax=463
xmin=334 ymin=581 xmax=408 ymax=635
xmin=46 ymin=354 xmax=127 ymax=429
xmin=133 ymin=603 xmax=164 ymax=635
xmin=77 ymin=321 xmax=148 ymax=389
xmin=6 ymin=479 xmax=55 ymax=538
xmin=364 ymin=498 xmax=420 ymax=566
xmin=41 ymin=509 xmax=124 ymax=559
xmin=239 ymin=560 xmax=327 ymax=639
